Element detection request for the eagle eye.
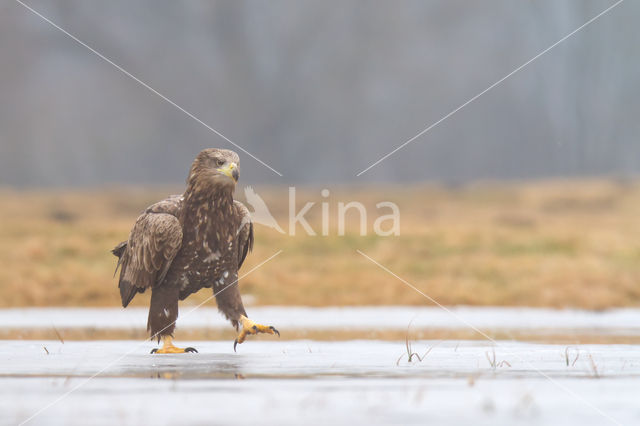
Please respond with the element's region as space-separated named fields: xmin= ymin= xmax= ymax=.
xmin=214 ymin=158 xmax=225 ymax=167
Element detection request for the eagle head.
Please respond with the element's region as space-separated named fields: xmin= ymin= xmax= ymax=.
xmin=188 ymin=148 xmax=240 ymax=189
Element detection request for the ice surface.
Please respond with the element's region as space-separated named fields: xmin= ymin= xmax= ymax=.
xmin=3 ymin=307 xmax=640 ymax=425
xmin=1 ymin=340 xmax=639 ymax=426
xmin=2 ymin=306 xmax=639 ymax=334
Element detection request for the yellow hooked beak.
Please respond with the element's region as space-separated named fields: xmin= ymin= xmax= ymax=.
xmin=218 ymin=162 xmax=239 ymax=182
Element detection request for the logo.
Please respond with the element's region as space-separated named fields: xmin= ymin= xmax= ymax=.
xmin=243 ymin=186 xmax=400 ymax=236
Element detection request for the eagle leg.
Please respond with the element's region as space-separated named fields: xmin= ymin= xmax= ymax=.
xmin=150 ymin=336 xmax=198 ymax=354
xmin=233 ymin=315 xmax=280 ymax=352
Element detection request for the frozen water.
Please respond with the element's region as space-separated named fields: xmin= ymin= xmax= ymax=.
xmin=2 ymin=307 xmax=639 ymax=425
xmin=1 ymin=340 xmax=639 ymax=425
xmin=2 ymin=306 xmax=639 ymax=335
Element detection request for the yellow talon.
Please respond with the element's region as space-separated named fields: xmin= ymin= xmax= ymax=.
xmin=151 ymin=336 xmax=198 ymax=354
xmin=234 ymin=315 xmax=280 ymax=351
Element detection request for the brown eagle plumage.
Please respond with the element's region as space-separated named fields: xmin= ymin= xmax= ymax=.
xmin=112 ymin=148 xmax=278 ymax=354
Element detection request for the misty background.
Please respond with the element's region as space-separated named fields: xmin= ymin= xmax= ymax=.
xmin=0 ymin=0 xmax=638 ymax=187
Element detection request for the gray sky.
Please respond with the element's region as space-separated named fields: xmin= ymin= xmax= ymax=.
xmin=1 ymin=0 xmax=638 ymax=187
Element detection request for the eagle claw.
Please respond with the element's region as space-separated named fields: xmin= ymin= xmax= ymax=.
xmin=150 ymin=337 xmax=198 ymax=354
xmin=233 ymin=315 xmax=280 ymax=352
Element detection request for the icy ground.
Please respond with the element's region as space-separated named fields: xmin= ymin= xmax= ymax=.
xmin=2 ymin=339 xmax=639 ymax=426
xmin=2 ymin=306 xmax=640 ymax=335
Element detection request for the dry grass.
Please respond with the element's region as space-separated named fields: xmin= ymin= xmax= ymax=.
xmin=3 ymin=328 xmax=640 ymax=345
xmin=1 ymin=178 xmax=640 ymax=309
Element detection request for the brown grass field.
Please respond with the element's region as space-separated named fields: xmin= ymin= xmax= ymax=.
xmin=4 ymin=328 xmax=639 ymax=345
xmin=1 ymin=179 xmax=640 ymax=309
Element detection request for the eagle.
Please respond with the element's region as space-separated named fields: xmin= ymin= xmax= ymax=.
xmin=112 ymin=148 xmax=279 ymax=353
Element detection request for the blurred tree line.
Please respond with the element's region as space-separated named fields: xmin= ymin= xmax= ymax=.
xmin=0 ymin=0 xmax=638 ymax=186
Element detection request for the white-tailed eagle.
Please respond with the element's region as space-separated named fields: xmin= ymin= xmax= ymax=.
xmin=112 ymin=148 xmax=278 ymax=353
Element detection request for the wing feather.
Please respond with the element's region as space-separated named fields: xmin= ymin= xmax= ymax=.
xmin=116 ymin=212 xmax=182 ymax=307
xmin=234 ymin=200 xmax=254 ymax=268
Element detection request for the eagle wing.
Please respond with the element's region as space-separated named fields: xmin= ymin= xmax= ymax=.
xmin=234 ymin=200 xmax=254 ymax=268
xmin=114 ymin=198 xmax=183 ymax=307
